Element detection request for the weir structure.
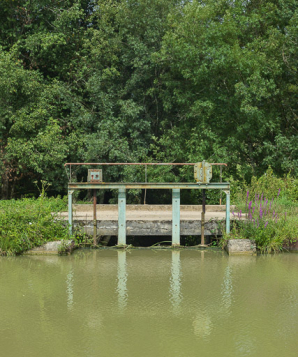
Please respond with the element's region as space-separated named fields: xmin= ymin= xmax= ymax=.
xmin=65 ymin=162 xmax=230 ymax=246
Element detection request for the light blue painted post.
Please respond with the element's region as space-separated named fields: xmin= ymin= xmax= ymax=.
xmin=68 ymin=190 xmax=73 ymax=236
xmin=172 ymin=189 xmax=180 ymax=246
xmin=118 ymin=188 xmax=126 ymax=245
xmin=226 ymin=191 xmax=230 ymax=234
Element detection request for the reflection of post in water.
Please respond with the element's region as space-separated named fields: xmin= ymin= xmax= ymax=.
xmin=117 ymin=250 xmax=128 ymax=309
xmin=66 ymin=268 xmax=74 ymax=310
xmin=170 ymin=251 xmax=182 ymax=312
xmin=200 ymin=250 xmax=205 ymax=277
xmin=193 ymin=311 xmax=213 ymax=339
xmin=192 ymin=250 xmax=214 ymax=339
xmin=221 ymin=264 xmax=233 ymax=313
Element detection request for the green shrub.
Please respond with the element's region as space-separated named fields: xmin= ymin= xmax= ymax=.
xmin=225 ymin=168 xmax=298 ymax=253
xmin=228 ymin=216 xmax=298 ymax=253
xmin=0 ymin=196 xmax=69 ymax=255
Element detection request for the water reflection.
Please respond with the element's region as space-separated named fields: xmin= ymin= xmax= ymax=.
xmin=221 ymin=264 xmax=233 ymax=314
xmin=193 ymin=311 xmax=213 ymax=339
xmin=66 ymin=268 xmax=74 ymax=310
xmin=170 ymin=251 xmax=182 ymax=313
xmin=2 ymin=250 xmax=298 ymax=356
xmin=117 ymin=251 xmax=128 ymax=309
xmin=192 ymin=251 xmax=214 ymax=339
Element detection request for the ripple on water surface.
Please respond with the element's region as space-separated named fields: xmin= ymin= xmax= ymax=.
xmin=1 ymin=250 xmax=298 ymax=357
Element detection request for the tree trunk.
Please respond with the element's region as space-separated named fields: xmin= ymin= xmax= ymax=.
xmin=1 ymin=171 xmax=9 ymax=200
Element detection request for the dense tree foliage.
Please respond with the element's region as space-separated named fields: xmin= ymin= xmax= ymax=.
xmin=0 ymin=0 xmax=297 ymax=200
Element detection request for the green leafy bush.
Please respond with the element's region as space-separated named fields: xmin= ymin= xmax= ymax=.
xmin=227 ymin=216 xmax=298 ymax=253
xmin=0 ymin=196 xmax=69 ymax=255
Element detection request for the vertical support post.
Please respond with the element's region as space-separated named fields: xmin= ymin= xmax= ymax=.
xmin=201 ymin=189 xmax=206 ymax=246
xmin=93 ymin=189 xmax=97 ymax=246
xmin=144 ymin=164 xmax=147 ymax=205
xmin=220 ymin=165 xmax=222 ymax=205
xmin=118 ymin=188 xmax=126 ymax=246
xmin=68 ymin=189 xmax=73 ymax=236
xmin=226 ymin=191 xmax=230 ymax=234
xmin=172 ymin=189 xmax=180 ymax=246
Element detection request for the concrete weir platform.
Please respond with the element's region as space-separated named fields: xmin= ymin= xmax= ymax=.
xmin=23 ymin=240 xmax=75 ymax=255
xmin=60 ymin=204 xmax=234 ymax=236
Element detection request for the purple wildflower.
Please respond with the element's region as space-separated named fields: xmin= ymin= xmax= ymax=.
xmin=248 ymin=201 xmax=252 ymax=210
xmin=264 ymin=221 xmax=268 ymax=228
xmin=277 ymin=188 xmax=281 ymax=198
xmin=269 ymin=199 xmax=273 ymax=210
xmin=260 ymin=209 xmax=263 ymax=219
xmin=252 ymin=207 xmax=255 ymax=214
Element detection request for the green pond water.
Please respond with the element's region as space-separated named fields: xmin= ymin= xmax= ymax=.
xmin=1 ymin=249 xmax=298 ymax=357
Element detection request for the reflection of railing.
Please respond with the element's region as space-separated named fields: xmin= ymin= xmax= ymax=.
xmin=66 ymin=162 xmax=230 ymax=247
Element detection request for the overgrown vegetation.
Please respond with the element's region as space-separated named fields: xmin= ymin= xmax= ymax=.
xmin=0 ymin=0 xmax=297 ymax=204
xmin=1 ymin=168 xmax=297 ymax=255
xmin=0 ymin=1 xmax=297 ymax=253
xmin=222 ymin=168 xmax=298 ymax=253
xmin=0 ymin=195 xmax=69 ymax=255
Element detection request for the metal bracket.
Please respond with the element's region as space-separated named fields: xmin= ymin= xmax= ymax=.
xmin=223 ymin=190 xmax=230 ymax=195
xmin=68 ymin=190 xmax=74 ymax=195
xmin=194 ymin=161 xmax=212 ymax=183
xmin=88 ymin=169 xmax=102 ymax=183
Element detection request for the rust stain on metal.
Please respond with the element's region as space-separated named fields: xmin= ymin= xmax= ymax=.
xmin=65 ymin=162 xmax=227 ymax=167
xmin=88 ymin=169 xmax=102 ymax=183
xmin=194 ymin=162 xmax=213 ymax=183
xmin=93 ymin=189 xmax=97 ymax=246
